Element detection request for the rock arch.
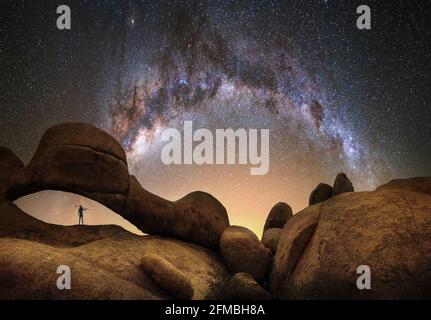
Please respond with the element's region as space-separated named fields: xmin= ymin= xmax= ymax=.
xmin=0 ymin=123 xmax=229 ymax=249
xmin=15 ymin=190 xmax=143 ymax=234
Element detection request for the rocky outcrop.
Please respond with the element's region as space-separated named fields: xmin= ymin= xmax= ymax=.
xmin=0 ymin=238 xmax=159 ymax=300
xmin=0 ymin=200 xmax=229 ymax=299
xmin=332 ymin=172 xmax=354 ymax=196
xmin=2 ymin=123 xmax=431 ymax=300
xmin=263 ymin=202 xmax=293 ymax=233
xmin=376 ymin=177 xmax=431 ymax=196
xmin=261 ymin=228 xmax=283 ymax=254
xmin=309 ymin=183 xmax=333 ymax=206
xmin=141 ymin=254 xmax=194 ymax=300
xmin=219 ymin=226 xmax=271 ymax=281
xmin=270 ymin=184 xmax=431 ymax=299
xmin=223 ymin=273 xmax=270 ymax=300
xmin=2 ymin=123 xmax=229 ymax=249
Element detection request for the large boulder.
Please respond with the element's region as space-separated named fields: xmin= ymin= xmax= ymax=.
xmin=141 ymin=254 xmax=194 ymax=300
xmin=332 ymin=173 xmax=354 ymax=196
xmin=261 ymin=228 xmax=283 ymax=254
xmin=219 ymin=226 xmax=271 ymax=281
xmin=223 ymin=273 xmax=270 ymax=300
xmin=2 ymin=123 xmax=229 ymax=249
xmin=309 ymin=183 xmax=333 ymax=205
xmin=263 ymin=202 xmax=293 ymax=233
xmin=0 ymin=200 xmax=229 ymax=299
xmin=270 ymin=181 xmax=431 ymax=299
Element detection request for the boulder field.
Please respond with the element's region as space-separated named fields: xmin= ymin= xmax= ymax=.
xmin=0 ymin=123 xmax=430 ymax=299
xmin=270 ymin=180 xmax=431 ymax=299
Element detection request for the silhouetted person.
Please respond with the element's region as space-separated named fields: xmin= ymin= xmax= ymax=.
xmin=77 ymin=205 xmax=88 ymax=225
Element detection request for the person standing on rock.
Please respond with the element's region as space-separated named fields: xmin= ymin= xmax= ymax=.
xmin=76 ymin=205 xmax=88 ymax=225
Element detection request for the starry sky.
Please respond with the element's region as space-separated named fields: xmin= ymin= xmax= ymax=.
xmin=1 ymin=0 xmax=430 ymax=235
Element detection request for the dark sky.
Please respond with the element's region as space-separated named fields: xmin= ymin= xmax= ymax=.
xmin=1 ymin=0 xmax=430 ymax=233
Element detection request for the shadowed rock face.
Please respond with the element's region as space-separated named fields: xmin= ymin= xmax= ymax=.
xmin=220 ymin=226 xmax=271 ymax=282
xmin=2 ymin=123 xmax=431 ymax=300
xmin=261 ymin=228 xmax=283 ymax=254
xmin=270 ymin=182 xmax=431 ymax=299
xmin=309 ymin=183 xmax=333 ymax=206
xmin=2 ymin=123 xmax=229 ymax=249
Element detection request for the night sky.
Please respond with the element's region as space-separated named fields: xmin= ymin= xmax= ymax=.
xmin=1 ymin=0 xmax=430 ymax=234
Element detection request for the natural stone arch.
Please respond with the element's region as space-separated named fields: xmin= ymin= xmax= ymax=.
xmin=0 ymin=123 xmax=229 ymax=249
xmin=15 ymin=190 xmax=143 ymax=234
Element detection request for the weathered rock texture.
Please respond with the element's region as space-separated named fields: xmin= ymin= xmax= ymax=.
xmin=0 ymin=200 xmax=229 ymax=299
xmin=223 ymin=273 xmax=270 ymax=300
xmin=309 ymin=183 xmax=333 ymax=206
xmin=220 ymin=226 xmax=271 ymax=281
xmin=2 ymin=123 xmax=229 ymax=249
xmin=270 ymin=182 xmax=431 ymax=299
xmin=141 ymin=253 xmax=194 ymax=300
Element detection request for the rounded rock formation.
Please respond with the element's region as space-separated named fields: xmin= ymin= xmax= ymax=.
xmin=270 ymin=180 xmax=431 ymax=299
xmin=261 ymin=228 xmax=283 ymax=254
xmin=141 ymin=253 xmax=194 ymax=300
xmin=223 ymin=273 xmax=270 ymax=300
xmin=332 ymin=172 xmax=354 ymax=196
xmin=5 ymin=123 xmax=130 ymax=198
xmin=219 ymin=226 xmax=271 ymax=281
xmin=309 ymin=183 xmax=333 ymax=206
xmin=263 ymin=202 xmax=293 ymax=233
